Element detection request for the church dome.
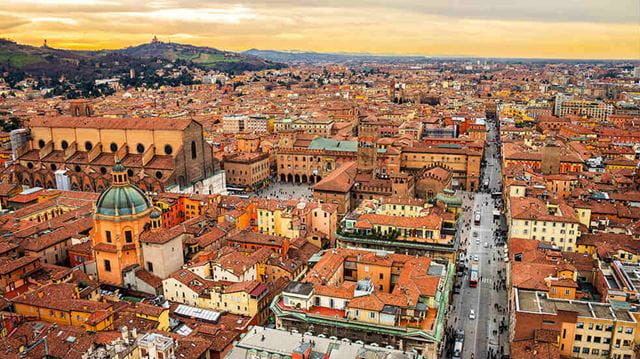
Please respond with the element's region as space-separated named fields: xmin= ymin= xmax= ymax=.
xmin=95 ymin=160 xmax=151 ymax=217
xmin=96 ymin=185 xmax=151 ymax=216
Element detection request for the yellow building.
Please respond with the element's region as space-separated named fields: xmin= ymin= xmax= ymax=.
xmin=514 ymin=289 xmax=640 ymax=359
xmin=12 ymin=283 xmax=114 ymax=331
xmin=257 ymin=206 xmax=300 ymax=239
xmin=508 ymin=197 xmax=581 ymax=252
xmin=92 ymin=161 xmax=153 ymax=286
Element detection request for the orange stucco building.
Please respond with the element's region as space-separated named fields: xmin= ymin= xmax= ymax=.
xmin=92 ymin=161 xmax=153 ymax=286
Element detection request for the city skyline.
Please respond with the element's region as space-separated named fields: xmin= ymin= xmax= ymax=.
xmin=1 ymin=0 xmax=639 ymax=59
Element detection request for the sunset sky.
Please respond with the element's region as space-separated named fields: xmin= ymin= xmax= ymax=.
xmin=1 ymin=0 xmax=639 ymax=59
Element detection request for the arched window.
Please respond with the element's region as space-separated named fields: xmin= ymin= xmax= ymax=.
xmin=136 ymin=143 xmax=145 ymax=154
xmin=110 ymin=143 xmax=118 ymax=152
xmin=61 ymin=140 xmax=69 ymax=150
xmin=164 ymin=144 xmax=173 ymax=155
xmin=191 ymin=141 xmax=197 ymax=159
xmin=84 ymin=141 xmax=93 ymax=151
xmin=74 ymin=165 xmax=81 ymax=172
xmin=127 ymin=169 xmax=133 ymax=177
xmin=100 ymin=167 xmax=107 ymax=175
xmin=155 ymin=171 xmax=163 ymax=179
xmin=38 ymin=139 xmax=45 ymax=149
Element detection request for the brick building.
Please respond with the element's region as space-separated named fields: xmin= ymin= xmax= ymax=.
xmin=7 ymin=112 xmax=215 ymax=193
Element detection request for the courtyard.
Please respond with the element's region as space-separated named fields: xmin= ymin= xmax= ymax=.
xmin=251 ymin=180 xmax=314 ymax=201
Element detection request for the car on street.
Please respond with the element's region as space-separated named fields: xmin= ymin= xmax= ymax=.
xmin=472 ymin=231 xmax=479 ymax=238
xmin=475 ymin=239 xmax=480 ymax=245
xmin=469 ymin=309 xmax=476 ymax=320
xmin=484 ymin=242 xmax=489 ymax=248
xmin=473 ymin=255 xmax=479 ymax=262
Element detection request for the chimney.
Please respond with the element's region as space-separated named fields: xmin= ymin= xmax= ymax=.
xmin=282 ymin=237 xmax=290 ymax=259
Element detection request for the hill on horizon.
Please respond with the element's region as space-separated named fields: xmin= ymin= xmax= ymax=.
xmin=0 ymin=38 xmax=285 ymax=79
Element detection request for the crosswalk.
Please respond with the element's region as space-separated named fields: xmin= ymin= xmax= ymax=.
xmin=481 ymin=278 xmax=493 ymax=284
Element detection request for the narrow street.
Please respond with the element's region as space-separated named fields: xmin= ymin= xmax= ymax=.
xmin=444 ymin=118 xmax=509 ymax=359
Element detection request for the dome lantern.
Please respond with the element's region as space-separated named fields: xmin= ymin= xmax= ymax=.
xmin=112 ymin=159 xmax=128 ymax=185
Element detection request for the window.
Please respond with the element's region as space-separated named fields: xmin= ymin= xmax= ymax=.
xmin=591 ymin=349 xmax=599 ymax=355
xmin=577 ymin=322 xmax=584 ymax=329
xmin=125 ymin=230 xmax=133 ymax=243
xmin=136 ymin=143 xmax=145 ymax=154
xmin=595 ymin=324 xmax=603 ymax=331
xmin=582 ymin=348 xmax=589 ymax=354
xmin=74 ymin=165 xmax=82 ymax=172
xmin=573 ymin=347 xmax=580 ymax=353
xmin=191 ymin=141 xmax=197 ymax=159
xmin=625 ymin=327 xmax=633 ymax=334
xmin=164 ymin=144 xmax=173 ymax=155
xmin=379 ymin=273 xmax=384 ymax=280
xmin=147 ymin=261 xmax=154 ymax=272
xmin=104 ymin=259 xmax=111 ymax=272
xmin=605 ymin=325 xmax=613 ymax=332
xmin=84 ymin=141 xmax=93 ymax=151
xmin=38 ymin=139 xmax=46 ymax=148
xmin=575 ymin=334 xmax=582 ymax=341
xmin=155 ymin=171 xmax=163 ymax=179
xmin=105 ymin=231 xmax=112 ymax=243
xmin=594 ymin=336 xmax=601 ymax=343
xmin=100 ymin=167 xmax=107 ymax=175
xmin=370 ymin=312 xmax=376 ymax=319
xmin=110 ymin=142 xmax=118 ymax=152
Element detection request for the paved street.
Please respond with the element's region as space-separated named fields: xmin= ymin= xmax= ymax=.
xmin=445 ymin=118 xmax=509 ymax=359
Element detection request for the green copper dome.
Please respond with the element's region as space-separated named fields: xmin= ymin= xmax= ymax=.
xmin=95 ymin=183 xmax=151 ymax=217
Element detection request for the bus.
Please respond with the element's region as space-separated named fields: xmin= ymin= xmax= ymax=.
xmin=469 ymin=263 xmax=479 ymax=287
xmin=474 ymin=211 xmax=481 ymax=225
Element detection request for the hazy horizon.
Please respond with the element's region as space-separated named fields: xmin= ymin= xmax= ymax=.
xmin=2 ymin=0 xmax=639 ymax=60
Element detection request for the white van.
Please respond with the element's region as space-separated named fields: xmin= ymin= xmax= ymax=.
xmin=452 ymin=340 xmax=464 ymax=358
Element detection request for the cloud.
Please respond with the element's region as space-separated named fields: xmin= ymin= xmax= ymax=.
xmin=0 ymin=13 xmax=30 ymax=30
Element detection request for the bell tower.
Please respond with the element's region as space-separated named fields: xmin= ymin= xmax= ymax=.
xmin=357 ymin=135 xmax=377 ymax=175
